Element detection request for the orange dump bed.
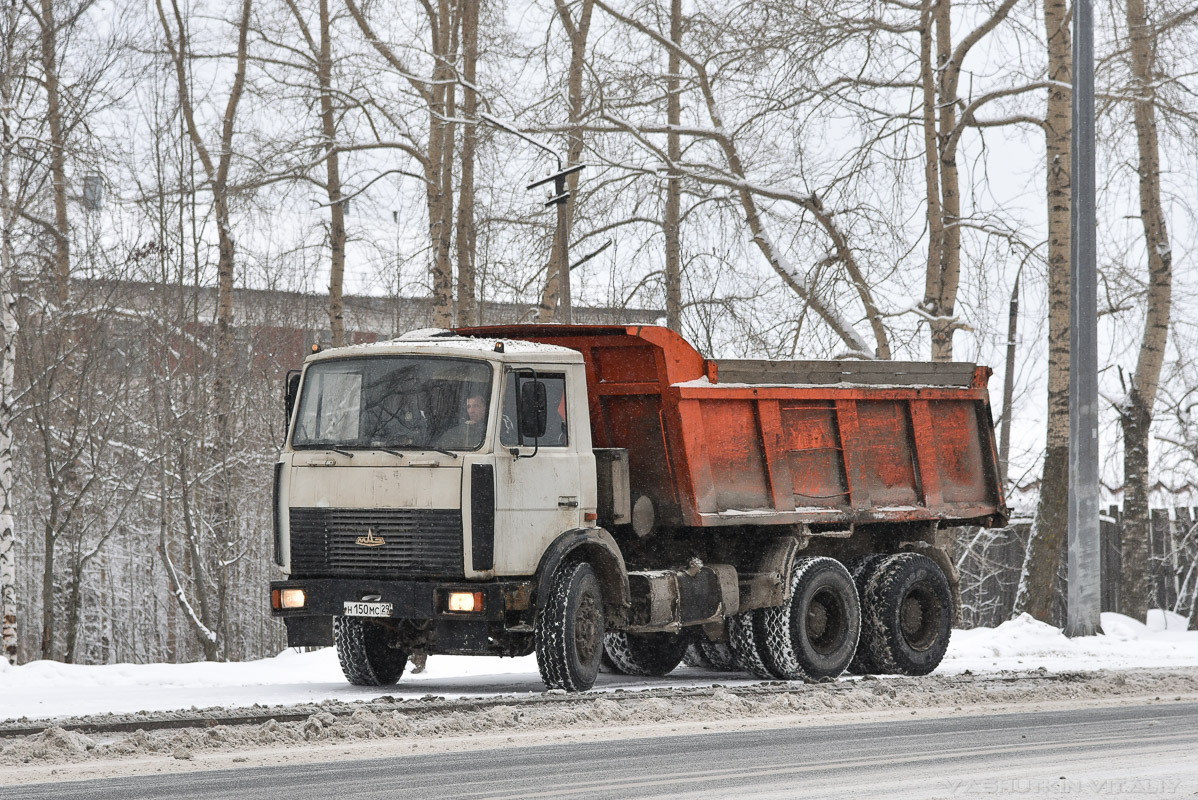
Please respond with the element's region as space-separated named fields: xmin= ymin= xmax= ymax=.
xmin=458 ymin=325 xmax=1008 ymax=530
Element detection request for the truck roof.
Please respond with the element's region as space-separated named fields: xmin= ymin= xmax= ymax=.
xmin=304 ymin=329 xmax=584 ymax=365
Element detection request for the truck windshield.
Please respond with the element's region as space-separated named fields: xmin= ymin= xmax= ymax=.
xmin=291 ymin=356 xmax=493 ymax=452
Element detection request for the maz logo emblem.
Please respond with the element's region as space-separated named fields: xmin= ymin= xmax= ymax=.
xmin=355 ymin=528 xmax=386 ymax=547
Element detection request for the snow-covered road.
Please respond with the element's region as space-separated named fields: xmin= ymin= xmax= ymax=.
xmin=2 ymin=610 xmax=1195 ymax=723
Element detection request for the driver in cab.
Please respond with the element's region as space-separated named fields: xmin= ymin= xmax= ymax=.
xmin=438 ymin=392 xmax=488 ymax=450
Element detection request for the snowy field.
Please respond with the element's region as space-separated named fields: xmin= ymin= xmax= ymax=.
xmin=2 ymin=611 xmax=1195 ymax=723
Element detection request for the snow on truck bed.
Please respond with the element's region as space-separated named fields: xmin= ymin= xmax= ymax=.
xmin=1 ymin=611 xmax=1195 ymax=723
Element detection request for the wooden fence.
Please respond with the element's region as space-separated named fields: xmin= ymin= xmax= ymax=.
xmin=956 ymin=507 xmax=1198 ymax=630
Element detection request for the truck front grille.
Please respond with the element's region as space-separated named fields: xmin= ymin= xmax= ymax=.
xmin=288 ymin=508 xmax=464 ymax=578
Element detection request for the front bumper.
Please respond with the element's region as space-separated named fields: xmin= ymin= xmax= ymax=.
xmin=270 ymin=577 xmax=535 ymax=653
xmin=270 ymin=577 xmax=533 ymax=622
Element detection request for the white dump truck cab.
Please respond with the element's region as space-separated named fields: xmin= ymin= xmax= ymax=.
xmin=270 ymin=331 xmax=626 ymax=679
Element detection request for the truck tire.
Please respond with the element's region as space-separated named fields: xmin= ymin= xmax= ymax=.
xmin=681 ymin=641 xmax=712 ymax=669
xmin=859 ymin=553 xmax=952 ymax=676
xmin=698 ymin=640 xmax=739 ymax=672
xmin=728 ymin=610 xmax=775 ymax=679
xmin=846 ymin=554 xmax=890 ymax=675
xmin=603 ymin=631 xmax=689 ymax=677
xmin=535 ymin=561 xmax=606 ymax=691
xmin=760 ymin=557 xmax=861 ymax=682
xmin=334 ymin=617 xmax=408 ymax=686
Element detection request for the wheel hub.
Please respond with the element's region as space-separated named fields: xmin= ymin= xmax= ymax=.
xmin=804 ymin=586 xmax=845 ymax=655
xmin=807 ymin=602 xmax=829 ymax=639
xmin=575 ymin=592 xmax=601 ymax=663
xmin=901 ymin=596 xmax=924 ymax=636
xmin=899 ymin=585 xmax=941 ymax=651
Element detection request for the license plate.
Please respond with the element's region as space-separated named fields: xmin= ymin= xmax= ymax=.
xmin=343 ymin=601 xmax=393 ymax=618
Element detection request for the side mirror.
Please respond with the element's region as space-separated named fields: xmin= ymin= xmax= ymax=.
xmin=284 ymin=370 xmax=301 ymax=431
xmin=519 ymin=380 xmax=548 ymax=440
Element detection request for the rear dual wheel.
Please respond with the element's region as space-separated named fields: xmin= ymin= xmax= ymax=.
xmin=681 ymin=639 xmax=738 ymax=672
xmin=729 ymin=557 xmax=861 ymax=682
xmin=857 ymin=552 xmax=952 ymax=676
xmin=603 ymin=631 xmax=689 ymax=677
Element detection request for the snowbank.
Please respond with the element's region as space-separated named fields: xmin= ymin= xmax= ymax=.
xmin=1 ymin=612 xmax=1195 ymax=723
xmin=942 ymin=611 xmax=1198 ymax=673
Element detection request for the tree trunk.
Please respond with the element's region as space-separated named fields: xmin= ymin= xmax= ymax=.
xmin=920 ymin=0 xmax=944 ymax=358
xmin=540 ymin=0 xmax=594 ymax=321
xmin=37 ymin=0 xmax=69 ymax=306
xmin=318 ymin=0 xmax=347 ymax=347
xmin=930 ymin=0 xmax=959 ymax=361
xmin=0 ymin=8 xmax=21 ymax=663
xmin=1120 ymin=392 xmax=1152 ymax=619
xmin=455 ymin=0 xmax=478 ymax=327
xmin=40 ymin=523 xmax=54 ymax=659
xmin=427 ymin=0 xmax=456 ymax=329
xmin=63 ymin=554 xmax=84 ymax=663
xmin=1015 ymin=0 xmax=1071 ymax=622
xmin=156 ymin=0 xmax=252 ymax=660
xmin=663 ymin=0 xmax=682 ymax=334
xmin=1119 ymin=0 xmax=1172 ymax=623
xmin=922 ymin=0 xmax=1019 ymax=361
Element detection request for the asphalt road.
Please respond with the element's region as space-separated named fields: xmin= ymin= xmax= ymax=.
xmin=10 ymin=701 xmax=1198 ymax=799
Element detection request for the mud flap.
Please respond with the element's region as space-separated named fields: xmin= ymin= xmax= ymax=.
xmin=285 ymin=615 xmax=333 ymax=647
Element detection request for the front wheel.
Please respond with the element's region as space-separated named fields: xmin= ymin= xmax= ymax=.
xmin=535 ymin=561 xmax=606 ymax=691
xmin=334 ymin=617 xmax=408 ymax=686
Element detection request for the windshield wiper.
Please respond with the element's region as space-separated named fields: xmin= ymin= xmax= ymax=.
xmin=426 ymin=447 xmax=459 ymax=459
xmin=329 ymin=448 xmax=355 ymax=459
xmin=377 ymin=447 xmax=406 ymax=457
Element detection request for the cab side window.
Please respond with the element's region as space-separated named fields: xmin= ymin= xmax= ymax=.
xmin=501 ymin=372 xmax=567 ymax=447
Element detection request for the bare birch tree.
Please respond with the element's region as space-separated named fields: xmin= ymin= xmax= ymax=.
xmin=1115 ymin=0 xmax=1183 ymax=621
xmin=920 ymin=0 xmax=1022 ymax=361
xmin=455 ymin=0 xmax=479 ymax=326
xmin=663 ymin=0 xmax=682 ymax=333
xmin=345 ymin=0 xmax=458 ymax=327
xmin=1015 ymin=0 xmax=1072 ymax=623
xmin=155 ymin=0 xmax=252 ymax=659
xmin=0 ymin=0 xmax=32 ymax=664
xmin=594 ymin=0 xmax=888 ymax=358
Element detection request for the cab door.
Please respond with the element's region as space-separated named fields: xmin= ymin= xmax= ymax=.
xmin=490 ymin=367 xmax=585 ymax=576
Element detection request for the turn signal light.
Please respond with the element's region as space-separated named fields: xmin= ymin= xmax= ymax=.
xmin=272 ymin=588 xmax=306 ymax=609
xmin=448 ymin=591 xmax=484 ymax=613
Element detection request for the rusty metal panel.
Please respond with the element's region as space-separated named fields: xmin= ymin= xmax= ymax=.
xmin=779 ymin=402 xmax=848 ymax=510
xmin=855 ymin=401 xmax=920 ymax=508
xmin=700 ymin=399 xmax=772 ymax=512
xmin=928 ymin=400 xmax=991 ymax=505
xmin=909 ymin=400 xmax=944 ymax=509
xmin=756 ymin=401 xmax=796 ymax=512
xmin=593 ymin=343 xmax=658 ymax=384
xmin=601 ymin=394 xmax=678 ymax=511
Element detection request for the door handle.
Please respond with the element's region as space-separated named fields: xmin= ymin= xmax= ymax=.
xmin=558 ymin=496 xmax=579 ymax=508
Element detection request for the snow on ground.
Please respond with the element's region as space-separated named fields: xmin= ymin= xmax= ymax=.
xmin=1 ymin=611 xmax=1195 ymax=723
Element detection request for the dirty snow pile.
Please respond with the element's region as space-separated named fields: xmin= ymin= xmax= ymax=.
xmin=0 ymin=610 xmax=1195 ymax=723
xmin=4 ymin=669 xmax=1198 ymax=771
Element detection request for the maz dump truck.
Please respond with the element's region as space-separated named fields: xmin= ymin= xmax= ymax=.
xmin=270 ymin=325 xmax=1007 ymax=691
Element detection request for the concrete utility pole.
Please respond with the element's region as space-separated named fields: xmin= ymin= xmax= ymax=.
xmin=1066 ymin=0 xmax=1102 ymax=637
xmin=527 ymin=164 xmax=585 ymax=324
xmin=478 ymin=114 xmax=585 ymax=324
